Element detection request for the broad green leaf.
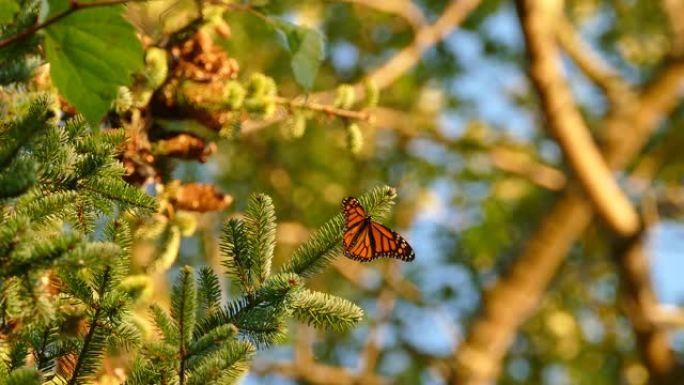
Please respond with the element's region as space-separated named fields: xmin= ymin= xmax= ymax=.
xmin=0 ymin=0 xmax=20 ymax=24
xmin=44 ymin=0 xmax=143 ymax=127
xmin=274 ymin=20 xmax=325 ymax=91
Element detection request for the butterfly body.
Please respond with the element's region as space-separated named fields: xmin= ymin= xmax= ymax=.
xmin=341 ymin=197 xmax=415 ymax=262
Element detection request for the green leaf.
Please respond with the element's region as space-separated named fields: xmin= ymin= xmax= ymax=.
xmin=275 ymin=20 xmax=325 ymax=91
xmin=0 ymin=0 xmax=20 ymax=24
xmin=43 ymin=0 xmax=143 ymax=128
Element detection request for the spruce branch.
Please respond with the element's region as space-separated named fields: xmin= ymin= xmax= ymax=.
xmin=290 ymin=289 xmax=364 ymax=332
xmin=0 ymin=97 xmax=50 ymax=170
xmin=186 ymin=340 xmax=255 ymax=385
xmin=150 ymin=304 xmax=180 ymax=346
xmin=0 ymin=367 xmax=41 ymax=385
xmin=280 ymin=185 xmax=397 ymax=277
xmin=220 ymin=219 xmax=254 ymax=296
xmin=244 ymin=193 xmax=277 ymax=285
xmin=197 ymin=267 xmax=221 ymax=317
xmin=187 ymin=323 xmax=238 ymax=360
xmin=172 ymin=266 xmax=197 ymax=385
xmin=67 ymin=265 xmax=112 ymax=385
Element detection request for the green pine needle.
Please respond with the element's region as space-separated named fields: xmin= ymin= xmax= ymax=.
xmin=220 ymin=218 xmax=254 ymax=295
xmin=244 ymin=193 xmax=277 ymax=286
xmin=171 ymin=266 xmax=197 ymax=347
xmin=291 ymin=289 xmax=364 ymax=332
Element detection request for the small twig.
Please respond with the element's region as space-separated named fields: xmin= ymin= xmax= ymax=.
xmin=273 ymin=96 xmax=371 ymax=122
xmin=0 ymin=0 xmax=144 ymax=49
xmin=206 ymin=0 xmax=272 ymax=24
xmin=241 ymin=0 xmax=482 ymax=134
xmin=338 ymin=0 xmax=426 ymax=30
xmin=556 ymin=17 xmax=634 ymax=105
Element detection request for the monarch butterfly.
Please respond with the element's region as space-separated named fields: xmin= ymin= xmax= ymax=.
xmin=341 ymin=197 xmax=415 ymax=262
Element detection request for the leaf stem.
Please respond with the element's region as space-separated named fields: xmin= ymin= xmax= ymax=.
xmin=0 ymin=0 xmax=144 ymax=49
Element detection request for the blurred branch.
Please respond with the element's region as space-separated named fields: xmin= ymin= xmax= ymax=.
xmin=662 ymin=0 xmax=684 ymax=56
xmin=357 ymin=263 xmax=409 ymax=378
xmin=452 ymin=53 xmax=684 ymax=385
xmin=490 ymin=147 xmax=566 ymax=191
xmin=252 ymin=324 xmax=390 ymax=385
xmin=651 ymin=305 xmax=684 ymax=329
xmin=556 ymin=17 xmax=635 ymax=105
xmin=358 ymin=287 xmax=396 ymax=380
xmin=340 ymin=0 xmax=427 ymax=29
xmin=612 ymin=236 xmax=683 ymax=384
xmin=363 ymin=0 xmax=481 ymax=91
xmin=251 ymin=360 xmax=389 ymax=385
xmin=273 ymin=96 xmax=371 ymax=122
xmin=333 ymin=258 xmax=421 ymax=301
xmin=518 ymin=0 xmax=639 ymax=236
xmin=242 ymin=0 xmax=482 ymax=134
xmin=374 ymin=107 xmax=568 ymax=191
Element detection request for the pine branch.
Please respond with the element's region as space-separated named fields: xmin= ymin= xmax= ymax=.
xmin=187 ymin=323 xmax=238 ymax=360
xmin=280 ymin=185 xmax=397 ymax=277
xmin=172 ymin=266 xmax=197 ymax=385
xmin=196 ymin=267 xmax=221 ymax=318
xmin=0 ymin=97 xmax=50 ymax=170
xmin=220 ymin=219 xmax=254 ymax=296
xmin=244 ymin=193 xmax=277 ymax=286
xmin=67 ymin=266 xmax=112 ymax=385
xmin=2 ymin=367 xmax=41 ymax=385
xmin=151 ymin=304 xmax=179 ymax=345
xmin=194 ymin=274 xmax=302 ymax=347
xmin=290 ymin=289 xmax=364 ymax=332
xmin=186 ymin=340 xmax=255 ymax=385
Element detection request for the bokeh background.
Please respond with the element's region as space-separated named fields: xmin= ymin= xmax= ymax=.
xmin=127 ymin=0 xmax=684 ymax=384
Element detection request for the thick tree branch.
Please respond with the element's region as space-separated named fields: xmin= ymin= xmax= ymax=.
xmin=242 ymin=0 xmax=482 ymax=134
xmin=452 ymin=57 xmax=684 ymax=385
xmin=662 ymin=0 xmax=684 ymax=56
xmin=517 ymin=0 xmax=639 ymax=236
xmin=612 ymin=235 xmax=682 ymax=384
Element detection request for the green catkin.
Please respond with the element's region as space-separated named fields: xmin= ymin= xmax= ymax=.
xmin=346 ymin=123 xmax=363 ymax=154
xmin=362 ymin=78 xmax=379 ymax=108
xmin=224 ymin=81 xmax=246 ymax=110
xmin=334 ymin=84 xmax=356 ymax=109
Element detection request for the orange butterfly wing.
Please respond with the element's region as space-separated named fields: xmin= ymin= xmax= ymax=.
xmin=341 ymin=197 xmax=415 ymax=262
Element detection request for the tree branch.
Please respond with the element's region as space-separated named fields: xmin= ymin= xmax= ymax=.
xmin=489 ymin=147 xmax=567 ymax=191
xmin=452 ymin=57 xmax=684 ymax=385
xmin=0 ymin=0 xmax=141 ymax=49
xmin=273 ymin=96 xmax=371 ymax=122
xmin=662 ymin=0 xmax=684 ymax=56
xmin=517 ymin=0 xmax=639 ymax=236
xmin=612 ymin=235 xmax=683 ymax=384
xmin=241 ymin=0 xmax=482 ymax=134
xmin=555 ymin=16 xmax=634 ymax=105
